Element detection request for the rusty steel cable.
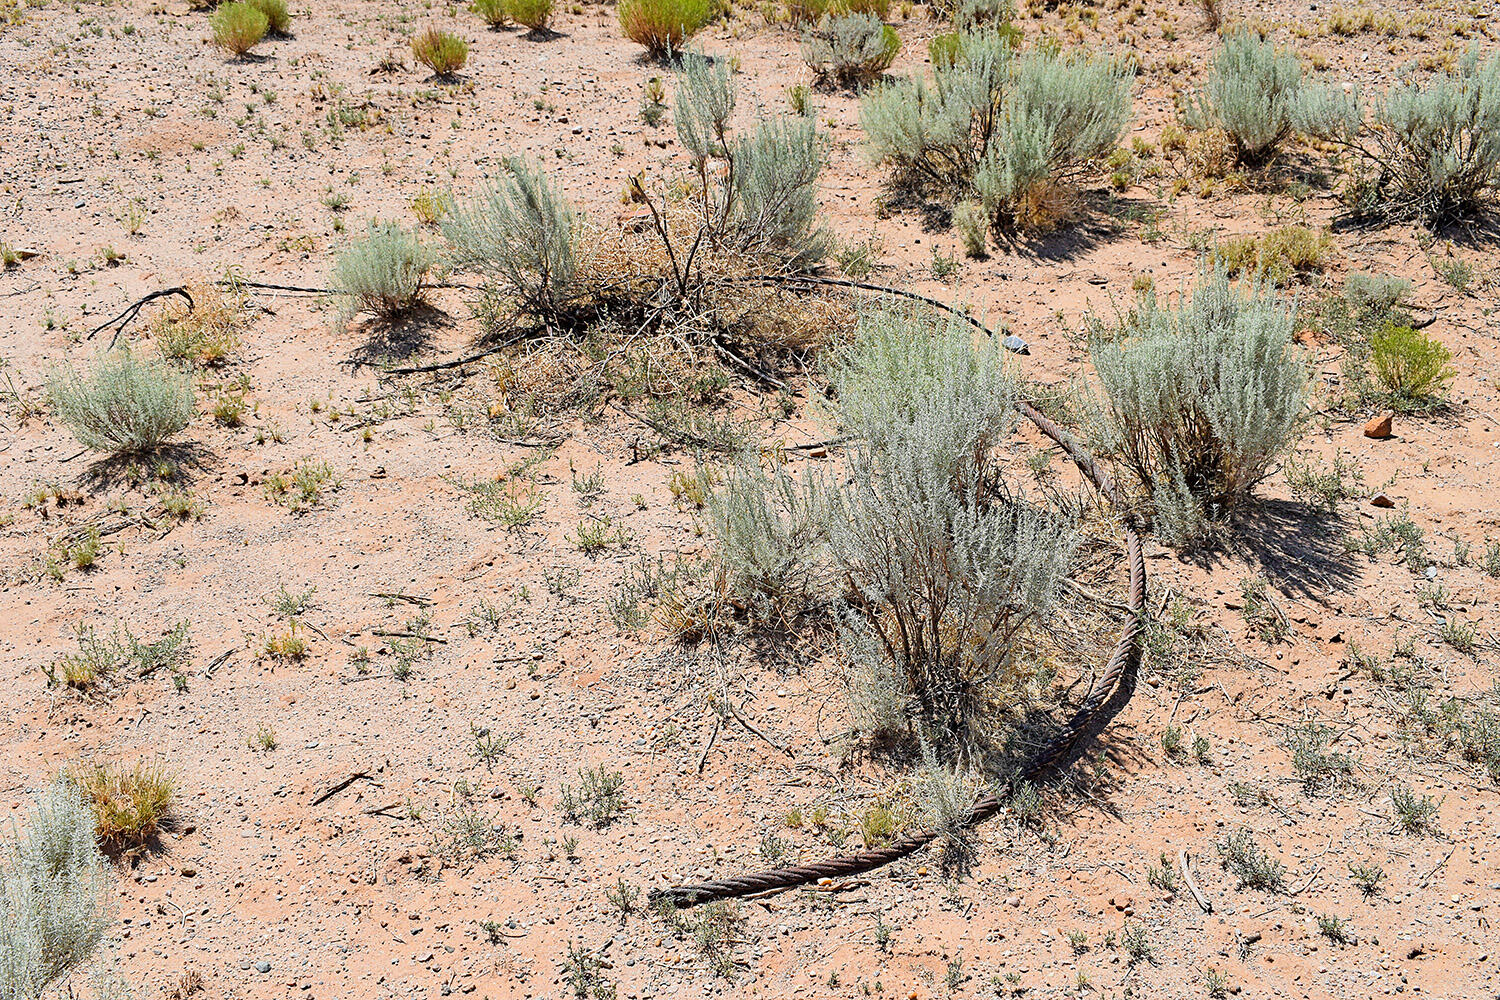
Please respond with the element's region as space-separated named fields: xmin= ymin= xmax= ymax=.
xmin=648 ymin=290 xmax=1148 ymax=911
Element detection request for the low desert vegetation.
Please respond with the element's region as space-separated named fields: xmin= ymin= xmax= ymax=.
xmin=506 ymin=0 xmax=553 ymax=32
xmin=332 ymin=219 xmax=437 ymax=321
xmin=209 ymin=1 xmax=268 ymax=56
xmin=0 ymin=781 xmax=111 ymax=1000
xmin=1085 ymin=268 xmax=1309 ymax=547
xmin=1301 ymin=46 xmax=1500 ymax=225
xmin=472 ymin=0 xmax=510 ymax=28
xmin=71 ymin=761 xmax=175 ymax=854
xmin=1185 ymin=31 xmax=1304 ymax=167
xmin=47 ymin=348 xmax=195 ymax=455
xmin=617 ymin=0 xmax=712 ymax=58
xmin=1370 ymin=322 xmax=1454 ymax=411
xmin=411 ymin=27 xmax=468 ymax=77
xmin=861 ymin=27 xmax=1132 ymax=233
xmin=801 ymin=13 xmax=901 ymax=88
xmin=6 ymin=0 xmax=1500 ymax=994
xmin=246 ymin=0 xmax=289 ymax=35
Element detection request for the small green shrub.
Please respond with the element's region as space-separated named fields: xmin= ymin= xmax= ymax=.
xmin=507 ymin=0 xmax=553 ymax=31
xmin=48 ymin=349 xmax=195 ymax=455
xmin=472 ymin=0 xmax=510 ymax=27
xmin=72 ymin=762 xmax=175 ymax=854
xmin=862 ymin=30 xmax=1131 ymax=232
xmin=1086 ymin=269 xmax=1308 ymax=547
xmin=411 ymin=27 xmax=468 ymax=76
xmin=1186 ymin=31 xmax=1303 ymax=165
xmin=1212 ymin=225 xmax=1332 ymax=286
xmin=801 ymin=13 xmax=900 ymax=88
xmin=331 ymin=219 xmax=436 ymax=320
xmin=246 ymin=0 xmax=289 ymax=34
xmin=618 ymin=0 xmax=711 ymax=57
xmin=1217 ymin=827 xmax=1286 ymax=891
xmin=1370 ymin=323 xmax=1453 ymax=410
xmin=209 ymin=1 xmax=267 ymax=55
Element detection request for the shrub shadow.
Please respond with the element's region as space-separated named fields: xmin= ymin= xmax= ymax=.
xmin=1211 ymin=497 xmax=1360 ymax=599
xmin=79 ymin=442 xmax=221 ymax=491
xmin=345 ymin=303 xmax=454 ymax=366
xmin=1005 ymin=191 xmax=1162 ymax=261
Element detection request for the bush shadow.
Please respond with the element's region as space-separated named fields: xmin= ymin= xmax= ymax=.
xmin=79 ymin=442 xmax=222 ymax=492
xmin=345 ymin=303 xmax=454 ymax=366
xmin=1212 ymin=497 xmax=1361 ymax=599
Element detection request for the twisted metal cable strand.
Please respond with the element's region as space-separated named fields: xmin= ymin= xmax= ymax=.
xmin=649 ymin=397 xmax=1148 ymax=909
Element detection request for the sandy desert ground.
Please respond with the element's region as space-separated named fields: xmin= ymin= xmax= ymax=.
xmin=2 ymin=0 xmax=1500 ymax=997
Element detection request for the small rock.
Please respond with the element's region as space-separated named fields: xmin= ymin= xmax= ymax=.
xmin=255 ymin=961 xmax=271 ymax=974
xmin=1001 ymin=334 xmax=1030 ymax=355
xmin=1370 ymin=492 xmax=1396 ymax=508
xmin=1364 ymin=411 xmax=1394 ymax=438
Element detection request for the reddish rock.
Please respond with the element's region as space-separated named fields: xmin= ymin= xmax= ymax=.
xmin=1370 ymin=492 xmax=1396 ymax=508
xmin=1364 ymin=411 xmax=1394 ymax=438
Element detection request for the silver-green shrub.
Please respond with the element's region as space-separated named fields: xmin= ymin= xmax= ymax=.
xmin=1 ymin=781 xmax=110 ymax=1000
xmin=1185 ymin=31 xmax=1304 ymax=165
xmin=862 ymin=32 xmax=1131 ymax=230
xmin=827 ymin=305 xmax=1076 ymax=748
xmin=1299 ymin=46 xmax=1500 ymax=224
xmin=674 ymin=50 xmax=829 ymax=264
xmin=332 ymin=219 xmax=435 ymax=320
xmin=443 ymin=157 xmax=581 ymax=323
xmin=730 ymin=116 xmax=830 ymax=263
xmin=1086 ymin=268 xmax=1309 ymax=547
xmin=800 ymin=13 xmax=900 ymax=88
xmin=674 ymin=49 xmax=734 ymax=163
xmin=707 ymin=459 xmax=827 ymax=613
xmin=48 ymin=349 xmax=194 ymax=454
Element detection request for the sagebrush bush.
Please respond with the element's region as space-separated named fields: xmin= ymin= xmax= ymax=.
xmin=1087 ymin=269 xmax=1309 ymax=547
xmin=444 ymin=157 xmax=581 ymax=325
xmin=331 ymin=220 xmax=436 ymax=320
xmin=1300 ymin=46 xmax=1500 ymax=224
xmin=800 ymin=13 xmax=900 ymax=88
xmin=411 ymin=27 xmax=468 ymax=76
xmin=0 ymin=781 xmax=110 ymax=1000
xmin=472 ymin=0 xmax=510 ymax=27
xmin=675 ymin=51 xmax=830 ymax=263
xmin=1371 ymin=323 xmax=1453 ymax=409
xmin=246 ymin=0 xmax=289 ymax=34
xmin=708 ymin=460 xmax=827 ymax=615
xmin=507 ymin=0 xmax=553 ymax=30
xmin=618 ymin=0 xmax=711 ymax=57
xmin=1186 ymin=31 xmax=1303 ymax=166
xmin=827 ymin=304 xmax=1076 ymax=750
xmin=862 ymin=30 xmax=1131 ymax=232
xmin=48 ymin=349 xmax=194 ymax=455
xmin=209 ymin=1 xmax=267 ymax=55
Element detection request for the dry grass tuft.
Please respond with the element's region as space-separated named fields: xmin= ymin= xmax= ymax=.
xmin=150 ymin=281 xmax=245 ymax=366
xmin=71 ymin=761 xmax=175 ymax=854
